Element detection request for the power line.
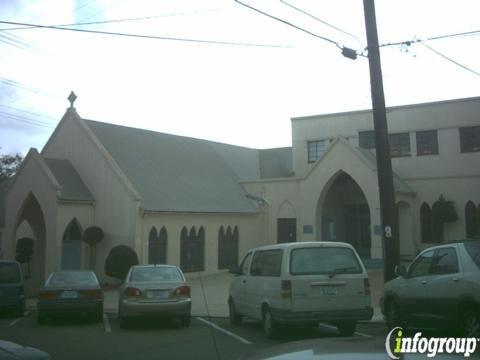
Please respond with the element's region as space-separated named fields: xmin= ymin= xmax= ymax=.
xmin=420 ymin=42 xmax=480 ymax=78
xmin=234 ymin=0 xmax=342 ymax=50
xmin=0 ymin=20 xmax=290 ymax=48
xmin=379 ymin=30 xmax=480 ymax=48
xmin=0 ymin=111 xmax=55 ymax=129
xmin=279 ymin=0 xmax=363 ymax=45
xmin=0 ymin=8 xmax=225 ymax=32
xmin=0 ymin=104 xmax=57 ymax=121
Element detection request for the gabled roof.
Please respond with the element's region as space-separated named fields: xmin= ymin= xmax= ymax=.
xmin=259 ymin=147 xmax=294 ymax=179
xmin=356 ymin=147 xmax=415 ymax=194
xmin=83 ymin=120 xmax=259 ymax=213
xmin=43 ymin=158 xmax=94 ymax=201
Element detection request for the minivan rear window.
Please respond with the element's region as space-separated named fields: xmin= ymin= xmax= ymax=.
xmin=0 ymin=263 xmax=21 ymax=283
xmin=290 ymin=247 xmax=362 ymax=275
xmin=464 ymin=241 xmax=480 ymax=269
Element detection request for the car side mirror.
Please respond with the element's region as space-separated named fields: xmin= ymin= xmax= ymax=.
xmin=395 ymin=265 xmax=407 ymax=278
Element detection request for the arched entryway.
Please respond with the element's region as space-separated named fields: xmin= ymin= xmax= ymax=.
xmin=61 ymin=219 xmax=82 ymax=270
xmin=13 ymin=192 xmax=47 ymax=295
xmin=317 ymin=171 xmax=372 ymax=258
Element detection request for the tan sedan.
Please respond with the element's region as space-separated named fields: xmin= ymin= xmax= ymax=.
xmin=118 ymin=265 xmax=191 ymax=328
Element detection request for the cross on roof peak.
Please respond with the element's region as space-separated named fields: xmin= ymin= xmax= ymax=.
xmin=68 ymin=91 xmax=77 ymax=109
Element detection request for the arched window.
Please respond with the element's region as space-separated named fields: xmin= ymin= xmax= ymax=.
xmin=431 ymin=201 xmax=444 ymax=243
xmin=148 ymin=226 xmax=168 ymax=264
xmin=420 ymin=203 xmax=433 ymax=243
xmin=465 ymin=201 xmax=479 ymax=238
xmin=148 ymin=227 xmax=158 ymax=264
xmin=218 ymin=226 xmax=226 ymax=269
xmin=218 ymin=225 xmax=239 ymax=271
xmin=180 ymin=226 xmax=205 ymax=273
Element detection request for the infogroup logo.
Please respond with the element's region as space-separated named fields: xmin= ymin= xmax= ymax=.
xmin=385 ymin=327 xmax=478 ymax=358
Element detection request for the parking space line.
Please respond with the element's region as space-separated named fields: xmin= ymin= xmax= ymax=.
xmin=9 ymin=318 xmax=21 ymax=326
xmin=103 ymin=313 xmax=112 ymax=333
xmin=196 ymin=317 xmax=252 ymax=345
xmin=318 ymin=323 xmax=373 ymax=338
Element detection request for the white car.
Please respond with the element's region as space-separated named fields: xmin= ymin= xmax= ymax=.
xmin=228 ymin=241 xmax=373 ymax=338
xmin=381 ymin=240 xmax=480 ymax=337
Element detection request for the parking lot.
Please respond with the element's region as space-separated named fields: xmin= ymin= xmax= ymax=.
xmin=0 ymin=310 xmax=388 ymax=360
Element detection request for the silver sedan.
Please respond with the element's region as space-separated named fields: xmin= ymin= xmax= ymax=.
xmin=118 ymin=265 xmax=191 ymax=328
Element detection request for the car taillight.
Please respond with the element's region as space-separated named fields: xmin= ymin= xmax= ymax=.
xmin=81 ymin=289 xmax=103 ymax=299
xmin=175 ymin=285 xmax=190 ymax=298
xmin=364 ymin=278 xmax=370 ymax=295
xmin=38 ymin=290 xmax=60 ymax=300
xmin=281 ymin=280 xmax=292 ymax=299
xmin=124 ymin=287 xmax=142 ymax=297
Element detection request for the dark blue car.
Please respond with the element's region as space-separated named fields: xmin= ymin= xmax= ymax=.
xmin=0 ymin=261 xmax=25 ymax=317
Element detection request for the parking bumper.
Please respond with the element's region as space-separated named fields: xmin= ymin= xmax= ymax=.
xmin=271 ymin=307 xmax=374 ymax=324
xmin=121 ymin=298 xmax=192 ymax=318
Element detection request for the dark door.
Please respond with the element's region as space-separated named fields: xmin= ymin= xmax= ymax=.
xmin=344 ymin=204 xmax=371 ymax=258
xmin=277 ymin=218 xmax=296 ymax=243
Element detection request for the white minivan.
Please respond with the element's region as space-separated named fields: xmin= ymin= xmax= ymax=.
xmin=228 ymin=241 xmax=373 ymax=338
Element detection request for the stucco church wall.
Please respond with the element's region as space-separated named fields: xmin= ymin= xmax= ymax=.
xmin=141 ymin=212 xmax=264 ymax=274
xmin=292 ymin=98 xmax=480 ymax=179
xmin=407 ymin=177 xmax=480 ymax=250
xmin=42 ymin=114 xmax=140 ymax=278
xmin=4 ymin=153 xmax=59 ymax=288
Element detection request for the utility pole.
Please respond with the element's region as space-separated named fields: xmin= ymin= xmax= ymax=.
xmin=363 ymin=0 xmax=399 ymax=282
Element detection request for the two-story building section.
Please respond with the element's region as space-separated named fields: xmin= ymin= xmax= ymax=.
xmin=2 ymin=95 xmax=479 ymax=293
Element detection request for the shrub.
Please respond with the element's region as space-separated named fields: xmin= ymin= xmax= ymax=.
xmin=104 ymin=245 xmax=139 ymax=281
xmin=15 ymin=237 xmax=34 ymax=264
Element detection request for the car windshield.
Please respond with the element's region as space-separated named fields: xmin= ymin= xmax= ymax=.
xmin=129 ymin=267 xmax=183 ymax=282
xmin=464 ymin=241 xmax=480 ymax=269
xmin=290 ymin=247 xmax=362 ymax=275
xmin=0 ymin=263 xmax=21 ymax=283
xmin=47 ymin=271 xmax=98 ymax=287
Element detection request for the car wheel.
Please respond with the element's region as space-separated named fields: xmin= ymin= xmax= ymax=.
xmin=229 ymin=299 xmax=242 ymax=325
xmin=337 ymin=322 xmax=356 ymax=336
xmin=461 ymin=309 xmax=480 ymax=338
xmin=386 ymin=300 xmax=402 ymax=330
xmin=180 ymin=315 xmax=191 ymax=327
xmin=263 ymin=306 xmax=277 ymax=339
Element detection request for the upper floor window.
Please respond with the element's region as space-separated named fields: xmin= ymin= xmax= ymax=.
xmin=359 ymin=131 xmax=375 ymax=149
xmin=416 ymin=130 xmax=439 ymax=156
xmin=459 ymin=126 xmax=480 ymax=153
xmin=389 ymin=133 xmax=410 ymax=157
xmin=307 ymin=140 xmax=325 ymax=163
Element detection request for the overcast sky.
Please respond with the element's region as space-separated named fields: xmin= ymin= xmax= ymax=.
xmin=0 ymin=0 xmax=479 ymax=155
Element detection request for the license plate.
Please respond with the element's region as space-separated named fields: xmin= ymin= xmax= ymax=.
xmin=61 ymin=290 xmax=78 ymax=299
xmin=147 ymin=290 xmax=168 ymax=299
xmin=313 ymin=285 xmax=337 ymax=296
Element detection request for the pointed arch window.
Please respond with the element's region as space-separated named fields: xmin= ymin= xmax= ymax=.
xmin=181 ymin=226 xmax=205 ymax=273
xmin=465 ymin=201 xmax=479 ymax=238
xmin=148 ymin=226 xmax=168 ymax=264
xmin=218 ymin=225 xmax=239 ymax=271
xmin=420 ymin=203 xmax=433 ymax=243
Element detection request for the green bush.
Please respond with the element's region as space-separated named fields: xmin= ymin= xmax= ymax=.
xmin=104 ymin=245 xmax=139 ymax=281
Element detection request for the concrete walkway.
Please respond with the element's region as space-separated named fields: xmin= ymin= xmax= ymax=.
xmin=27 ymin=270 xmax=385 ymax=322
